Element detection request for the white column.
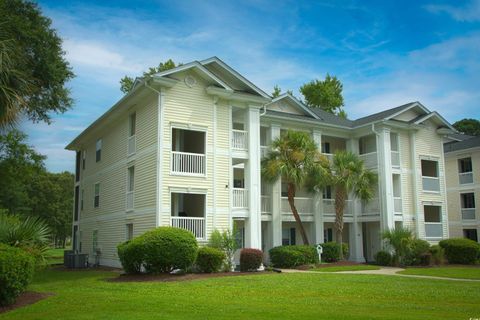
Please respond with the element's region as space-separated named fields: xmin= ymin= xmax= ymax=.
xmin=378 ymin=128 xmax=395 ymax=232
xmin=269 ymin=124 xmax=283 ymax=248
xmin=245 ymin=106 xmax=262 ymax=249
xmin=312 ymin=130 xmax=324 ymax=244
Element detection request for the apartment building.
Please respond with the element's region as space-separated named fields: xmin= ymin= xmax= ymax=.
xmin=67 ymin=57 xmax=455 ymax=267
xmin=445 ymin=135 xmax=480 ymax=242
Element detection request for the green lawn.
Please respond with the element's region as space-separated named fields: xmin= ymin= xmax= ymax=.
xmin=1 ymin=268 xmax=479 ymax=319
xmin=45 ymin=247 xmax=68 ymax=265
xmin=398 ymin=266 xmax=480 ymax=280
xmin=310 ymin=264 xmax=381 ymax=272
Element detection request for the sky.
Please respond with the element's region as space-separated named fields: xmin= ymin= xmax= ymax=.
xmin=21 ymin=0 xmax=480 ymax=173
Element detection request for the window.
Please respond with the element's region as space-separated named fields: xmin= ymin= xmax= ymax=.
xmin=94 ymin=183 xmax=100 ymax=208
xmin=96 ymin=139 xmax=102 ymax=162
xmin=282 ymin=228 xmax=296 ymax=246
xmin=127 ymin=166 xmax=135 ymax=192
xmin=421 ymin=160 xmax=438 ymax=177
xmin=74 ymin=186 xmax=79 ymax=221
xmin=75 ymin=151 xmax=81 ymax=182
xmin=129 ymin=113 xmax=136 ymax=137
xmin=323 ymin=186 xmax=332 ymax=199
xmin=458 ymin=157 xmax=472 ymax=173
xmin=82 ymin=150 xmax=86 ymax=170
xmin=390 ymin=133 xmax=399 ymax=152
xmin=322 ymin=142 xmax=331 ymax=154
xmin=80 ymin=189 xmax=84 ymax=211
xmin=461 ymin=193 xmax=475 ymax=209
xmin=92 ymin=230 xmax=98 ymax=253
xmin=359 ymin=135 xmax=376 ymax=154
xmin=464 ymin=229 xmax=478 ymax=242
xmin=424 ymin=205 xmax=442 ymax=238
xmin=324 ymin=228 xmax=333 ymax=242
xmin=424 ymin=205 xmax=441 ymax=222
xmin=126 ymin=224 xmax=133 ymax=241
xmin=235 ymin=226 xmax=245 ymax=249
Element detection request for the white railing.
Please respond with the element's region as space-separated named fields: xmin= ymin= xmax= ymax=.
xmin=359 ymin=152 xmax=378 ymax=168
xmin=171 ymin=151 xmax=205 ymax=176
xmin=260 ymin=146 xmax=269 ymax=159
xmin=323 ymin=199 xmax=353 ymax=216
xmin=393 ymin=196 xmax=402 ymax=213
xmin=422 ymin=176 xmax=440 ymax=192
xmin=461 ymin=208 xmax=476 ymax=220
xmin=232 ymin=130 xmax=248 ymax=150
xmin=281 ymin=197 xmax=313 ymax=214
xmin=126 ymin=191 xmax=134 ymax=211
xmin=128 ymin=135 xmax=136 ymax=155
xmin=425 ymin=223 xmax=443 ymax=238
xmin=171 ymin=217 xmax=205 ymax=239
xmin=391 ymin=151 xmax=400 ymax=167
xmin=261 ymin=195 xmax=270 ymax=213
xmin=459 ymin=172 xmax=473 ymax=184
xmin=361 ymin=198 xmax=380 ymax=215
xmin=233 ymin=188 xmax=248 ymax=208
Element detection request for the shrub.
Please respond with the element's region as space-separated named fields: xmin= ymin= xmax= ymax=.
xmin=240 ymin=248 xmax=263 ymax=271
xmin=269 ymin=245 xmax=319 ymax=268
xmin=429 ymin=245 xmax=445 ymax=265
xmin=0 ymin=244 xmax=35 ymax=306
xmin=405 ymin=239 xmax=431 ymax=266
xmin=196 ymin=247 xmax=225 ymax=273
xmin=374 ymin=250 xmax=392 ymax=266
xmin=382 ymin=227 xmax=413 ymax=266
xmin=439 ymin=238 xmax=480 ymax=265
xmin=208 ymin=229 xmax=238 ymax=272
xmin=321 ymin=242 xmax=349 ymax=262
xmin=117 ymin=238 xmax=145 ymax=274
xmin=141 ymin=227 xmax=198 ymax=273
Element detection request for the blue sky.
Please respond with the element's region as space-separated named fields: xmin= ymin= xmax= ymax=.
xmin=22 ymin=0 xmax=480 ymax=172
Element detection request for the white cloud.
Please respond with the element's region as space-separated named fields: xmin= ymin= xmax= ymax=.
xmin=425 ymin=0 xmax=480 ymax=22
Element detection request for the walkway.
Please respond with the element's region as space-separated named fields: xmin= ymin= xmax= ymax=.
xmin=280 ymin=267 xmax=480 ymax=282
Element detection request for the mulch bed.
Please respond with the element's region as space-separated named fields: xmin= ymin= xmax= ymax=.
xmin=51 ymin=265 xmax=123 ymax=272
xmin=0 ymin=291 xmax=53 ymax=314
xmin=296 ymin=261 xmax=364 ymax=270
xmin=107 ymin=271 xmax=272 ymax=283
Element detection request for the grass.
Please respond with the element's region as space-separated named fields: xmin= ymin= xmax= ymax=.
xmin=310 ymin=264 xmax=381 ymax=272
xmin=1 ymin=268 xmax=479 ymax=319
xmin=45 ymin=247 xmax=69 ymax=265
xmin=398 ymin=266 xmax=480 ymax=280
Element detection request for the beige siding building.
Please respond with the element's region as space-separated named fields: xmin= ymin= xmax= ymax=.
xmin=67 ymin=57 xmax=456 ymax=267
xmin=445 ymin=135 xmax=480 ymax=242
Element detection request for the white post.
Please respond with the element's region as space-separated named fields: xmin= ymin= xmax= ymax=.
xmin=270 ymin=124 xmax=282 ymax=248
xmin=312 ymin=130 xmax=324 ymax=244
xmin=378 ymin=128 xmax=395 ymax=232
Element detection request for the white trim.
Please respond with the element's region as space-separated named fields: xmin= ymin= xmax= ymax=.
xmin=267 ymin=93 xmax=320 ymax=119
xmin=385 ymin=102 xmax=429 ymax=121
xmin=212 ymin=96 xmax=218 ymax=230
xmin=156 ymin=89 xmax=165 ymax=227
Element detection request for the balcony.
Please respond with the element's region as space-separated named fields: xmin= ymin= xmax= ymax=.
xmin=171 ymin=151 xmax=206 ymax=176
xmin=126 ymin=191 xmax=134 ymax=211
xmin=391 ymin=151 xmax=400 ymax=168
xmin=359 ymin=152 xmax=378 ymax=168
xmin=422 ymin=176 xmax=440 ymax=192
xmin=361 ymin=198 xmax=380 ymax=215
xmin=461 ymin=208 xmax=476 ymax=220
xmin=232 ymin=130 xmax=248 ymax=150
xmin=323 ymin=199 xmax=353 ymax=216
xmin=459 ymin=172 xmax=473 ymax=185
xmin=281 ymin=197 xmax=313 ymax=215
xmin=261 ymin=195 xmax=270 ymax=214
xmin=260 ymin=146 xmax=269 ymax=159
xmin=128 ymin=135 xmax=136 ymax=156
xmin=171 ymin=217 xmax=205 ymax=239
xmin=233 ymin=188 xmax=248 ymax=208
xmin=394 ymin=197 xmax=402 ymax=213
xmin=425 ymin=223 xmax=443 ymax=238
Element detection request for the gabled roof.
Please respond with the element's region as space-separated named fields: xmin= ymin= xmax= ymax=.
xmin=352 ymin=102 xmax=420 ymax=127
xmin=267 ymin=93 xmax=320 ymax=119
xmin=444 ymin=135 xmax=480 ymax=153
xmin=447 ymin=132 xmax=474 ymax=142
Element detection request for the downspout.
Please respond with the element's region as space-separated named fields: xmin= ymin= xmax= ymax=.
xmin=260 ymin=104 xmax=267 ymax=116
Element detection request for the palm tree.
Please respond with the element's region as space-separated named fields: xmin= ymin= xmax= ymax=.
xmin=310 ymin=151 xmax=377 ymax=259
xmin=262 ymin=130 xmax=326 ymax=245
xmin=382 ymin=227 xmax=413 ymax=266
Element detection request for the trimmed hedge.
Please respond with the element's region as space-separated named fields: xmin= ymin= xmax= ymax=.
xmin=117 ymin=238 xmax=144 ymax=274
xmin=375 ymin=250 xmax=392 ymax=266
xmin=321 ymin=242 xmax=349 ymax=262
xmin=439 ymin=238 xmax=480 ymax=265
xmin=269 ymin=245 xmax=319 ymax=268
xmin=196 ymin=247 xmax=225 ymax=273
xmin=0 ymin=244 xmax=35 ymax=306
xmin=405 ymin=239 xmax=431 ymax=266
xmin=240 ymin=248 xmax=263 ymax=271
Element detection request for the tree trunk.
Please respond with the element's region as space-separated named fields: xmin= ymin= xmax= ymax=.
xmin=287 ymin=183 xmax=310 ymax=245
xmin=334 ymin=186 xmax=346 ymax=260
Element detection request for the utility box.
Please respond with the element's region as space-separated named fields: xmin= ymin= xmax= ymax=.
xmin=64 ymin=251 xmax=88 ymax=269
xmin=64 ymin=250 xmax=74 ymax=268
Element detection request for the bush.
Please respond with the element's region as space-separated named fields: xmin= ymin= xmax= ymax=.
xmin=405 ymin=239 xmax=431 ymax=266
xmin=196 ymin=247 xmax=225 ymax=273
xmin=117 ymin=238 xmax=144 ymax=274
xmin=429 ymin=245 xmax=445 ymax=265
xmin=141 ymin=227 xmax=198 ymax=273
xmin=240 ymin=248 xmax=263 ymax=271
xmin=321 ymin=242 xmax=349 ymax=262
xmin=0 ymin=244 xmax=35 ymax=306
xmin=439 ymin=238 xmax=480 ymax=264
xmin=207 ymin=229 xmax=238 ymax=272
xmin=375 ymin=250 xmax=392 ymax=266
xmin=269 ymin=245 xmax=319 ymax=268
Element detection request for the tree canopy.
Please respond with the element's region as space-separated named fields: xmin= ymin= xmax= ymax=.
xmin=300 ymin=74 xmax=346 ymax=116
xmin=120 ymin=59 xmax=180 ymax=94
xmin=452 ymin=118 xmax=480 ymax=136
xmin=0 ymin=0 xmax=74 ymax=127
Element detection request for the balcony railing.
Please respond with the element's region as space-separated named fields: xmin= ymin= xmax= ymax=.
xmin=260 ymin=146 xmax=269 ymax=159
xmin=128 ymin=135 xmax=136 ymax=155
xmin=323 ymin=199 xmax=353 ymax=216
xmin=359 ymin=152 xmax=378 ymax=168
xmin=281 ymin=197 xmax=313 ymax=214
xmin=361 ymin=198 xmax=380 ymax=215
xmin=126 ymin=191 xmax=134 ymax=211
xmin=461 ymin=208 xmax=476 ymax=220
xmin=425 ymin=223 xmax=443 ymax=238
xmin=261 ymin=195 xmax=270 ymax=214
xmin=171 ymin=216 xmax=205 ymax=239
xmin=232 ymin=130 xmax=248 ymax=150
xmin=459 ymin=172 xmax=473 ymax=184
xmin=393 ymin=196 xmax=402 ymax=213
xmin=422 ymin=176 xmax=440 ymax=192
xmin=171 ymin=151 xmax=205 ymax=176
xmin=233 ymin=188 xmax=248 ymax=208
xmin=391 ymin=151 xmax=400 ymax=167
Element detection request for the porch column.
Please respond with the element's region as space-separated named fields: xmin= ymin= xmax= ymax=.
xmin=349 ymin=222 xmax=365 ymax=262
xmin=245 ymin=106 xmax=262 ymax=249
xmin=312 ymin=130 xmax=324 ymax=244
xmin=377 ymin=127 xmax=395 ymax=232
xmin=270 ymin=124 xmax=282 ymax=247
